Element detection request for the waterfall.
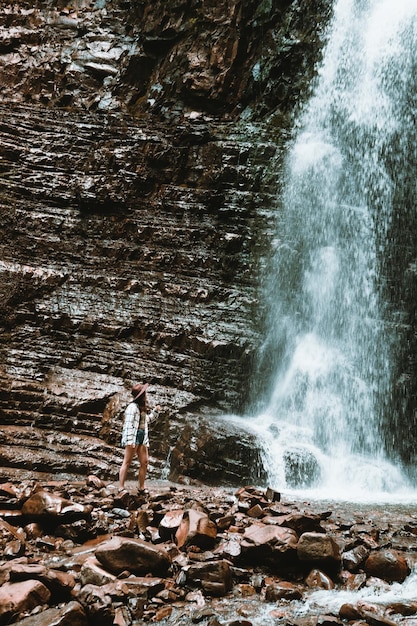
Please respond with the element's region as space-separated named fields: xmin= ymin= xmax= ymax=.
xmin=248 ymin=0 xmax=417 ymax=499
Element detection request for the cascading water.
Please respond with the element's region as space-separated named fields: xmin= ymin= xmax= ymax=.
xmin=244 ymin=0 xmax=417 ymax=499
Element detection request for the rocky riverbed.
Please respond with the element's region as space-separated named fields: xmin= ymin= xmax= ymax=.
xmin=0 ymin=477 xmax=417 ymax=626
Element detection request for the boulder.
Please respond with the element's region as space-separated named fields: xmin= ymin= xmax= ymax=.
xmin=265 ymin=581 xmax=302 ymax=601
xmin=305 ymin=568 xmax=335 ymax=590
xmin=159 ymin=509 xmax=184 ymax=542
xmin=7 ymin=600 xmax=88 ymax=626
xmin=364 ymin=549 xmax=410 ymax=583
xmin=342 ymin=544 xmax=370 ymax=572
xmin=95 ymin=536 xmax=171 ymax=576
xmin=80 ymin=557 xmax=117 ymax=587
xmin=297 ymin=532 xmax=341 ymax=574
xmin=22 ymin=490 xmax=92 ymax=522
xmin=0 ymin=580 xmax=51 ymax=624
xmin=240 ymin=523 xmax=298 ymax=567
xmin=169 ymin=416 xmax=268 ymax=487
xmin=186 ymin=559 xmax=233 ymax=596
xmin=175 ymin=509 xmax=217 ymax=549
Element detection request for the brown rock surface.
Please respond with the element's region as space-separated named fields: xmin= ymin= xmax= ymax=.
xmin=0 ymin=0 xmax=330 ymax=485
xmin=0 ymin=478 xmax=415 ymax=625
xmin=95 ymin=535 xmax=172 ymax=576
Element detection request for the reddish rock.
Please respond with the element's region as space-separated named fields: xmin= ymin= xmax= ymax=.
xmin=267 ymin=511 xmax=325 ymax=534
xmin=305 ymin=568 xmax=335 ymax=590
xmin=240 ymin=523 xmax=298 ymax=567
xmin=0 ymin=579 xmax=51 ymax=623
xmin=186 ymin=559 xmax=233 ymax=596
xmin=339 ymin=603 xmax=361 ymax=620
xmin=8 ymin=562 xmax=75 ymax=599
xmin=80 ymin=556 xmax=117 ymax=587
xmin=22 ymin=490 xmax=92 ymax=521
xmin=175 ymin=508 xmax=217 ymax=550
xmin=159 ymin=509 xmax=184 ymax=542
xmin=297 ymin=532 xmax=341 ymax=574
xmin=95 ymin=536 xmax=171 ymax=576
xmin=265 ymin=581 xmax=302 ymax=601
xmin=7 ymin=600 xmax=88 ymax=626
xmin=364 ymin=549 xmax=410 ymax=583
xmin=342 ymin=544 xmax=369 ymax=572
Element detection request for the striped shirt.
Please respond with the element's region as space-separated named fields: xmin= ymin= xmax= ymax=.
xmin=121 ymin=401 xmax=158 ymax=447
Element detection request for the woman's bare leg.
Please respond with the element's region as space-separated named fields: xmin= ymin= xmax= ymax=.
xmin=119 ymin=445 xmax=137 ymax=489
xmin=137 ymin=444 xmax=149 ymax=491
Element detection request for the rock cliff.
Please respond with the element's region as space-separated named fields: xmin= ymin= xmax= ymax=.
xmin=0 ymin=0 xmax=331 ymax=484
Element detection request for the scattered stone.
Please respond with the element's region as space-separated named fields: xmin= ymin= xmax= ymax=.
xmin=342 ymin=544 xmax=370 ymax=572
xmin=95 ymin=536 xmax=172 ymax=576
xmin=22 ymin=490 xmax=92 ymax=522
xmin=10 ymin=601 xmax=88 ymax=626
xmin=297 ymin=531 xmax=341 ymax=574
xmin=0 ymin=579 xmax=51 ymax=623
xmin=175 ymin=509 xmax=217 ymax=550
xmin=186 ymin=559 xmax=233 ymax=596
xmin=364 ymin=549 xmax=411 ymax=583
xmin=0 ymin=479 xmax=415 ymax=625
xmin=265 ymin=581 xmax=302 ymax=601
xmin=305 ymin=568 xmax=335 ymax=590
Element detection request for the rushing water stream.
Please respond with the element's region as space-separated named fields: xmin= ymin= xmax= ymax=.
xmin=244 ymin=0 xmax=417 ymax=500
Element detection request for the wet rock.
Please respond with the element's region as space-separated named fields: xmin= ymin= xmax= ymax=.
xmin=7 ymin=562 xmax=75 ymax=600
xmin=339 ymin=602 xmax=361 ymax=620
xmin=264 ymin=581 xmax=302 ymax=601
xmin=342 ymin=544 xmax=370 ymax=572
xmin=175 ymin=508 xmax=217 ymax=550
xmin=264 ymin=511 xmax=325 ymax=535
xmin=21 ymin=490 xmax=93 ymax=522
xmin=76 ymin=582 xmax=118 ymax=626
xmin=0 ymin=579 xmax=51 ymax=624
xmin=95 ymin=536 xmax=172 ymax=576
xmin=364 ymin=549 xmax=410 ymax=583
xmin=80 ymin=556 xmax=117 ymax=587
xmin=169 ymin=418 xmax=268 ymax=487
xmin=240 ymin=523 xmax=298 ymax=567
xmin=265 ymin=487 xmax=281 ymax=503
xmin=8 ymin=600 xmax=88 ymax=626
xmin=159 ymin=509 xmax=184 ymax=542
xmin=297 ymin=532 xmax=341 ymax=574
xmin=316 ymin=616 xmax=343 ymax=626
xmin=283 ymin=446 xmax=322 ymax=488
xmin=386 ymin=601 xmax=417 ymax=616
xmin=305 ymin=568 xmax=335 ymax=590
xmin=186 ymin=559 xmax=233 ymax=596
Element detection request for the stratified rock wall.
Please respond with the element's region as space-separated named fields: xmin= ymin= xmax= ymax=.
xmin=0 ymin=0 xmax=330 ymax=483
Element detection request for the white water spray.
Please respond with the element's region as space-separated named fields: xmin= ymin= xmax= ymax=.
xmin=250 ymin=0 xmax=417 ymax=499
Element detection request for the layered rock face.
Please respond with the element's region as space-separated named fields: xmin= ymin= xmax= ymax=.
xmin=0 ymin=0 xmax=330 ymax=483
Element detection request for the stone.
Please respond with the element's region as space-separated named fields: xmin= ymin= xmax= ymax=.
xmin=186 ymin=559 xmax=233 ymax=596
xmin=342 ymin=544 xmax=370 ymax=572
xmin=159 ymin=509 xmax=184 ymax=542
xmin=297 ymin=532 xmax=341 ymax=574
xmin=21 ymin=490 xmax=92 ymax=521
xmin=264 ymin=512 xmax=324 ymax=534
xmin=364 ymin=549 xmax=410 ymax=583
xmin=265 ymin=581 xmax=302 ymax=601
xmin=8 ymin=600 xmax=88 ymax=626
xmin=265 ymin=487 xmax=280 ymax=502
xmin=8 ymin=562 xmax=75 ymax=599
xmin=80 ymin=556 xmax=117 ymax=587
xmin=175 ymin=508 xmax=217 ymax=550
xmin=305 ymin=568 xmax=335 ymax=590
xmin=240 ymin=523 xmax=298 ymax=567
xmin=95 ymin=536 xmax=171 ymax=576
xmin=283 ymin=447 xmax=322 ymax=488
xmin=0 ymin=579 xmax=51 ymax=623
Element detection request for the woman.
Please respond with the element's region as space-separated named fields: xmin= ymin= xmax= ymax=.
xmin=119 ymin=382 xmax=160 ymax=494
